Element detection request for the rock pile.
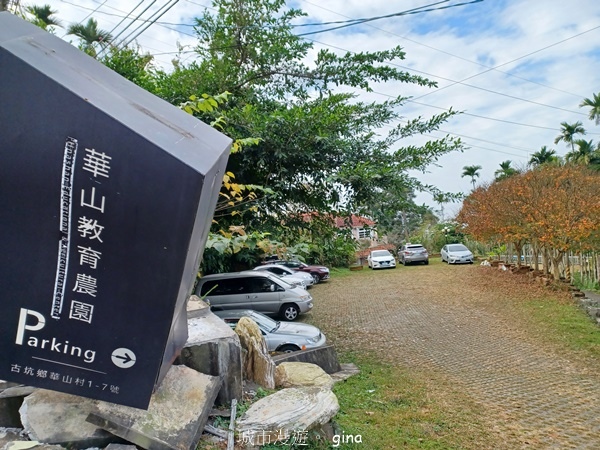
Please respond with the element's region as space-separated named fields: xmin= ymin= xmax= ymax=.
xmin=0 ymin=299 xmax=357 ymax=450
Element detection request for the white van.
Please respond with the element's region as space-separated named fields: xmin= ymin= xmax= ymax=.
xmin=195 ymin=271 xmax=313 ymax=321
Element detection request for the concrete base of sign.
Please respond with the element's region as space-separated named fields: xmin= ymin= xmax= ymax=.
xmin=177 ymin=311 xmax=243 ymax=406
xmin=271 ymin=345 xmax=342 ymax=374
xmin=87 ymin=365 xmax=220 ymax=450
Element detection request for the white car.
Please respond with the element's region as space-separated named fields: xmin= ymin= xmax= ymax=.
xmin=441 ymin=244 xmax=474 ymax=264
xmin=367 ymin=249 xmax=397 ymax=269
xmin=254 ymin=264 xmax=315 ymax=288
xmin=214 ymin=309 xmax=326 ymax=353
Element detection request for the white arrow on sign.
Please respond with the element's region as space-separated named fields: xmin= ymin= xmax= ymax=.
xmin=111 ymin=348 xmax=136 ymax=369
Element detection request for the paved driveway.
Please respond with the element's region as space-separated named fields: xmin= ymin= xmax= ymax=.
xmin=306 ymin=262 xmax=600 ymax=449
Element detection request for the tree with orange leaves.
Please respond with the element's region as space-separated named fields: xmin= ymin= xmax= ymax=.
xmin=457 ymin=164 xmax=600 ymax=279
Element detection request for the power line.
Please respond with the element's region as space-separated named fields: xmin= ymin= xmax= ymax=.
xmin=303 ymin=0 xmax=590 ymax=101
xmin=296 ymin=0 xmax=484 ymax=37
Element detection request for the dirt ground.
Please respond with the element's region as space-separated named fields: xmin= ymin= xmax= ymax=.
xmin=305 ymin=261 xmax=600 ymax=449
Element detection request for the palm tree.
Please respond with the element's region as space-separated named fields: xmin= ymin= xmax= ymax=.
xmin=67 ymin=18 xmax=113 ymax=57
xmin=433 ymin=192 xmax=447 ymax=222
xmin=461 ymin=165 xmax=482 ymax=190
xmin=26 ymin=4 xmax=62 ymax=31
xmin=566 ymin=139 xmax=599 ymax=165
xmin=580 ymin=92 xmax=600 ymax=125
xmin=528 ymin=146 xmax=557 ymax=167
xmin=494 ymin=160 xmax=518 ymax=181
xmin=554 ymin=121 xmax=586 ymax=153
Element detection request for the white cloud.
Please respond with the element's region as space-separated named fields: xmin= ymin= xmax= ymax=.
xmin=18 ymin=0 xmax=600 ymax=214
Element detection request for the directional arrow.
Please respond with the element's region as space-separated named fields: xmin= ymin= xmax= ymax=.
xmin=111 ymin=348 xmax=136 ymax=369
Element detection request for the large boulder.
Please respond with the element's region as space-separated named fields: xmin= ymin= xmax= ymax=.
xmin=87 ymin=365 xmax=221 ymax=450
xmin=19 ymin=391 xmax=117 ymax=448
xmin=271 ymin=345 xmax=342 ymax=374
xmin=234 ymin=318 xmax=275 ymax=389
xmin=236 ymin=387 xmax=339 ymax=446
xmin=178 ymin=304 xmax=243 ymax=406
xmin=275 ymin=363 xmax=333 ymax=390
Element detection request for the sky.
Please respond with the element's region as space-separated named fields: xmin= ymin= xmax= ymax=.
xmin=12 ymin=0 xmax=600 ymax=219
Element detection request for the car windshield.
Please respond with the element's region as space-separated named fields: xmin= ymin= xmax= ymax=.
xmin=265 ymin=272 xmax=294 ymax=289
xmin=248 ymin=311 xmax=279 ymax=333
xmin=372 ymin=250 xmax=391 ymax=257
xmin=448 ymin=244 xmax=469 ymax=252
xmin=407 ymin=245 xmax=424 ymax=250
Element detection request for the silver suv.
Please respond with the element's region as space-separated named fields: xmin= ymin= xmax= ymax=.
xmin=399 ymin=243 xmax=429 ymax=265
xmin=195 ymin=271 xmax=313 ymax=321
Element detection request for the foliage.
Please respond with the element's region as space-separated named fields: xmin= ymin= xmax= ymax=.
xmin=580 ymin=92 xmax=600 ymax=125
xmin=554 ymin=121 xmax=586 ymax=153
xmin=200 ymin=226 xmax=280 ymax=274
xmin=164 ymin=0 xmax=463 ymax=228
xmin=494 ymin=160 xmax=519 ymax=181
xmin=274 ymin=214 xmax=359 ymax=267
xmin=461 ymin=165 xmax=482 ymax=189
xmin=66 ymin=18 xmax=113 ymax=57
xmin=457 ymin=164 xmax=600 ymax=276
xmin=99 ymin=46 xmax=157 ymax=92
xmin=528 ymin=146 xmax=557 ymax=167
xmin=24 ymin=4 xmax=62 ymax=31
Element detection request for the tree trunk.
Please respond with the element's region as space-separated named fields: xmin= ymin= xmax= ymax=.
xmin=532 ymin=243 xmax=539 ymax=272
xmin=542 ymin=248 xmax=549 ymax=275
xmin=551 ymin=249 xmax=564 ymax=280
xmin=564 ymin=252 xmax=571 ymax=282
xmin=514 ymin=241 xmax=523 ymax=268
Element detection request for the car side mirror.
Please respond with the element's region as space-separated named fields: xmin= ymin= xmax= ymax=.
xmin=270 ymin=284 xmax=275 ymax=292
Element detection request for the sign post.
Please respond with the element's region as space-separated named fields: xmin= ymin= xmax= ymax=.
xmin=0 ymin=13 xmax=231 ymax=409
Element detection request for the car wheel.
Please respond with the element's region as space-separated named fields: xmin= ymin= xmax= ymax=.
xmin=280 ymin=303 xmax=300 ymax=321
xmin=424 ymin=260 xmax=429 ymax=265
xmin=311 ymin=273 xmax=320 ymax=284
xmin=278 ymin=344 xmax=300 ymax=353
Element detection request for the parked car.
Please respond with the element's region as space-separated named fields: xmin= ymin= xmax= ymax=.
xmin=441 ymin=244 xmax=474 ymax=264
xmin=264 ymin=260 xmax=330 ymax=284
xmin=367 ymin=249 xmax=397 ymax=269
xmin=213 ymin=309 xmax=327 ymax=353
xmin=253 ymin=264 xmax=315 ymax=288
xmin=195 ymin=271 xmax=313 ymax=321
xmin=399 ymin=243 xmax=429 ymax=265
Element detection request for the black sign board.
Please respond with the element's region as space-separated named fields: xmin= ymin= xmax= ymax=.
xmin=0 ymin=13 xmax=231 ymax=409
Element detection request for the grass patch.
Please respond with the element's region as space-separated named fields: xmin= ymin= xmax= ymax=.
xmin=324 ymin=354 xmax=500 ymax=450
xmin=519 ymin=296 xmax=600 ymax=359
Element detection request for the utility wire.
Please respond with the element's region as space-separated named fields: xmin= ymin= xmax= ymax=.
xmin=120 ymin=0 xmax=180 ymax=48
xmin=303 ymin=0 xmax=589 ymax=100
xmin=296 ymin=0 xmax=483 ymax=37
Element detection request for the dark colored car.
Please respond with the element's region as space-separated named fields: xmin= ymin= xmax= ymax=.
xmin=262 ymin=259 xmax=330 ymax=284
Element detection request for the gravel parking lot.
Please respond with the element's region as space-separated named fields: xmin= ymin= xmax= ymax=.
xmin=305 ymin=261 xmax=600 ymax=448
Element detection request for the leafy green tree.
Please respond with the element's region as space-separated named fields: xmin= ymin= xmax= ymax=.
xmin=99 ymin=46 xmax=157 ymax=92
xmin=67 ymin=18 xmax=112 ymax=57
xmin=25 ymin=4 xmax=62 ymax=31
xmin=580 ymin=92 xmax=600 ymax=125
xmin=170 ymin=0 xmax=463 ymax=229
xmin=494 ymin=160 xmax=518 ymax=181
xmin=566 ymin=139 xmax=600 ymax=168
xmin=461 ymin=165 xmax=482 ymax=189
xmin=554 ymin=121 xmax=586 ymax=153
xmin=528 ymin=146 xmax=557 ymax=166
